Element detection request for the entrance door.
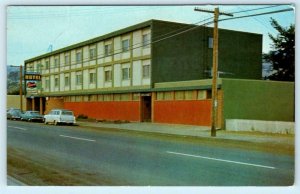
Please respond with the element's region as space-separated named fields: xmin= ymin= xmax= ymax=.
xmin=141 ymin=96 xmax=152 ymax=122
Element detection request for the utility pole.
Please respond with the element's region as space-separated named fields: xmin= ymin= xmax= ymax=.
xmin=19 ymin=65 xmax=23 ymax=112
xmin=194 ymin=7 xmax=233 ymax=137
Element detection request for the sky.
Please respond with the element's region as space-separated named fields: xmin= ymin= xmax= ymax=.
xmin=6 ymin=4 xmax=295 ymax=67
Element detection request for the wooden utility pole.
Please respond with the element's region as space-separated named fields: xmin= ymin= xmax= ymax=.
xmin=194 ymin=7 xmax=233 ymax=137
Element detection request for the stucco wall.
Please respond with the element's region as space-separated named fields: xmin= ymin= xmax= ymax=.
xmin=222 ymin=79 xmax=295 ymax=129
xmin=6 ymin=95 xmax=26 ymax=110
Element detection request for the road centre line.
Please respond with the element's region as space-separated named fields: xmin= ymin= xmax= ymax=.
xmin=166 ymin=151 xmax=276 ymax=170
xmin=59 ymin=135 xmax=96 ymax=142
xmin=8 ymin=126 xmax=27 ymax=131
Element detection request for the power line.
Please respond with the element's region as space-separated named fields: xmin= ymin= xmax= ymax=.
xmin=231 ymin=5 xmax=283 ymax=14
xmin=25 ymin=8 xmax=293 ymax=72
xmin=219 ymin=8 xmax=293 ymax=22
xmin=26 ymin=17 xmax=215 ymax=71
xmin=235 ymin=6 xmax=277 ymax=33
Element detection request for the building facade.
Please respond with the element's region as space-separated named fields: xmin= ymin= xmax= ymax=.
xmin=24 ymin=19 xmax=263 ymax=127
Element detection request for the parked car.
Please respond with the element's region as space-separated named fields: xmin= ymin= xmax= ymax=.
xmin=44 ymin=109 xmax=76 ymax=125
xmin=7 ymin=108 xmax=22 ymax=120
xmin=21 ymin=111 xmax=44 ymax=122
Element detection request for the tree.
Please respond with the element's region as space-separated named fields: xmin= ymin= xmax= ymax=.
xmin=264 ymin=18 xmax=295 ymax=81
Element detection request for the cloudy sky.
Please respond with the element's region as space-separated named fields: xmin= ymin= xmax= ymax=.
xmin=6 ymin=4 xmax=295 ymax=66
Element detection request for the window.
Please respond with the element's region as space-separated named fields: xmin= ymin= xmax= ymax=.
xmin=105 ymin=70 xmax=112 ymax=82
xmin=54 ymin=77 xmax=59 ymax=87
xmin=45 ymin=60 xmax=50 ymax=69
xmin=104 ymin=44 xmax=112 ymax=56
xmin=142 ymin=34 xmax=150 ymax=48
xmin=175 ymin=91 xmax=185 ymax=100
xmin=103 ymin=94 xmax=111 ymax=101
xmin=122 ymin=67 xmax=130 ymax=80
xmin=122 ymin=39 xmax=130 ymax=52
xmin=54 ymin=58 xmax=59 ymax=67
xmin=65 ymin=55 xmax=70 ymax=66
xmin=142 ymin=64 xmax=150 ymax=78
xmin=76 ymin=52 xmax=82 ymax=63
xmin=65 ymin=76 xmax=70 ymax=87
xmin=208 ymin=37 xmax=213 ymax=49
xmin=45 ymin=79 xmax=50 ymax=89
xmin=89 ymin=72 xmax=96 ymax=84
xmin=37 ymin=64 xmax=42 ymax=73
xmin=76 ymin=74 xmax=82 ymax=85
xmin=89 ymin=47 xmax=96 ymax=60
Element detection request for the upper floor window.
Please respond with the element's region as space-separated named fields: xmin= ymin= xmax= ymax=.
xmin=65 ymin=75 xmax=70 ymax=87
xmin=65 ymin=55 xmax=70 ymax=66
xmin=76 ymin=52 xmax=82 ymax=63
xmin=142 ymin=34 xmax=150 ymax=48
xmin=89 ymin=72 xmax=96 ymax=84
xmin=45 ymin=60 xmax=50 ymax=70
xmin=142 ymin=64 xmax=150 ymax=78
xmin=54 ymin=77 xmax=59 ymax=87
xmin=54 ymin=58 xmax=59 ymax=68
xmin=37 ymin=64 xmax=42 ymax=73
xmin=104 ymin=44 xmax=112 ymax=57
xmin=76 ymin=73 xmax=82 ymax=85
xmin=45 ymin=79 xmax=50 ymax=89
xmin=122 ymin=67 xmax=130 ymax=80
xmin=122 ymin=39 xmax=130 ymax=52
xmin=104 ymin=70 xmax=112 ymax=82
xmin=89 ymin=47 xmax=96 ymax=60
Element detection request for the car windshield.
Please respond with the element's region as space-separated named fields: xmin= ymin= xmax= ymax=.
xmin=62 ymin=111 xmax=73 ymax=115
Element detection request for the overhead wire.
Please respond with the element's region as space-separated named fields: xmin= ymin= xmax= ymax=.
xmin=25 ymin=7 xmax=293 ymax=72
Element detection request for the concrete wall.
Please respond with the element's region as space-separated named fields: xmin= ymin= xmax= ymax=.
xmin=226 ymin=119 xmax=294 ymax=134
xmin=222 ymin=79 xmax=295 ymax=129
xmin=6 ymin=95 xmax=26 ymax=110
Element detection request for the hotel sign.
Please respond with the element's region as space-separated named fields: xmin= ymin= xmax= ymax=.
xmin=24 ymin=74 xmax=41 ymax=81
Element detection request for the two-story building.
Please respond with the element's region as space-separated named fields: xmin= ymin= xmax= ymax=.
xmin=24 ymin=19 xmax=264 ymax=127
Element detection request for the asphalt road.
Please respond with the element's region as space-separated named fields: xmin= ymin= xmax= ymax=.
xmin=7 ymin=120 xmax=294 ymax=186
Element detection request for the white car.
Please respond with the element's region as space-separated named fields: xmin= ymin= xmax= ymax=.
xmin=44 ymin=109 xmax=76 ymax=125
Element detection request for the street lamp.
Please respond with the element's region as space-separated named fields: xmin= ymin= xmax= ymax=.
xmin=10 ymin=65 xmax=23 ymax=112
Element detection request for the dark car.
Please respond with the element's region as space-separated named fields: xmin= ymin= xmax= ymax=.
xmin=21 ymin=111 xmax=44 ymax=122
xmin=7 ymin=108 xmax=22 ymax=120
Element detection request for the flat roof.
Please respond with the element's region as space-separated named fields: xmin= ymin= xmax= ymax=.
xmin=25 ymin=19 xmax=262 ymax=63
xmin=25 ymin=19 xmax=154 ymax=63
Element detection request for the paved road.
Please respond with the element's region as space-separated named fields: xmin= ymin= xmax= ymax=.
xmin=7 ymin=120 xmax=294 ymax=186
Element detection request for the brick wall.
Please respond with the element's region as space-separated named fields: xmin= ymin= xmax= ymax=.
xmin=45 ymin=97 xmax=64 ymax=114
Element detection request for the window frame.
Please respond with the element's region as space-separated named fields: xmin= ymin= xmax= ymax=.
xmin=89 ymin=47 xmax=96 ymax=60
xmin=54 ymin=57 xmax=59 ymax=68
xmin=104 ymin=70 xmax=112 ymax=82
xmin=142 ymin=33 xmax=150 ymax=48
xmin=76 ymin=51 xmax=82 ymax=63
xmin=104 ymin=44 xmax=112 ymax=57
xmin=54 ymin=77 xmax=59 ymax=88
xmin=76 ymin=73 xmax=82 ymax=85
xmin=122 ymin=39 xmax=130 ymax=52
xmin=142 ymin=64 xmax=150 ymax=78
xmin=64 ymin=54 xmax=70 ymax=66
xmin=122 ymin=67 xmax=130 ymax=80
xmin=64 ymin=75 xmax=70 ymax=87
xmin=89 ymin=72 xmax=96 ymax=84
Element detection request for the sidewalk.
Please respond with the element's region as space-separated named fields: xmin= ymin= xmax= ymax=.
xmin=76 ymin=120 xmax=294 ymax=146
